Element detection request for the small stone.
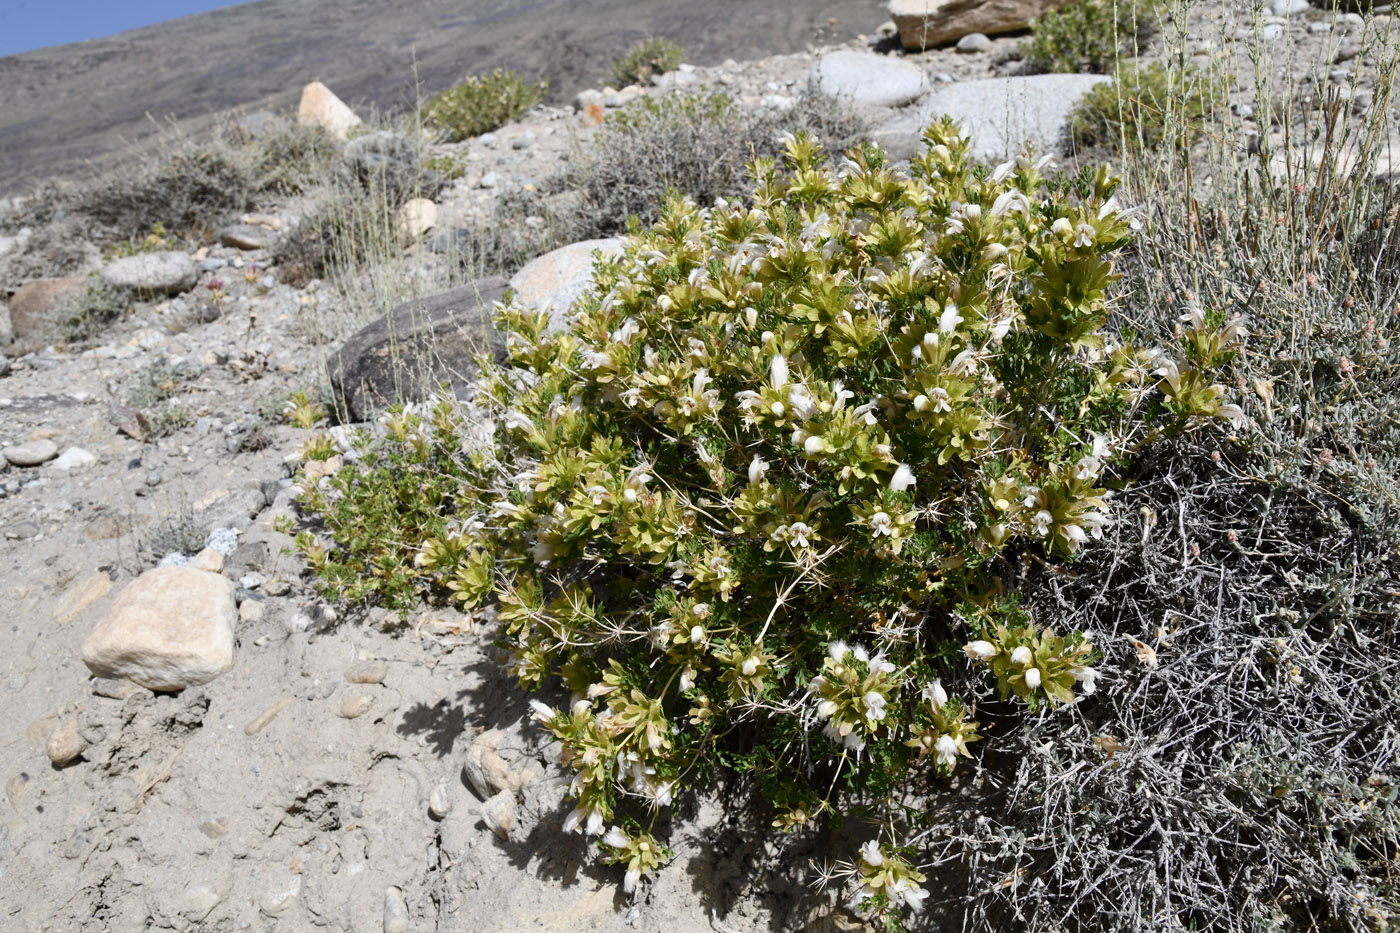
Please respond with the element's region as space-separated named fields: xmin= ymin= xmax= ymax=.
xmin=52 ymin=573 xmax=114 ymax=625
xmin=46 ymin=717 xmax=87 ymax=766
xmin=146 ymin=470 xmax=162 ymax=487
xmin=344 ymin=660 xmax=388 ymax=684
xmin=956 ymin=32 xmax=992 ymax=53
xmin=339 ymin=694 xmax=373 ymax=719
xmin=1309 ymin=21 xmax=1332 ymax=33
xmin=205 ymin=528 xmax=239 ymax=555
xmin=478 ymin=172 xmax=500 ymax=189
xmin=48 ymin=447 xmax=96 ymax=472
xmin=183 ymin=883 xmax=222 ymax=922
xmin=479 ymin=789 xmax=516 ymax=841
xmin=396 ymin=198 xmax=438 ymax=239
xmin=383 ymin=886 xmax=409 ymax=933
xmin=3 ymin=439 xmax=58 ymax=467
xmin=100 ymin=252 xmax=197 ymax=295
xmin=809 ymin=49 xmax=927 ymax=108
xmin=219 ymin=224 xmax=277 ymax=251
xmin=1269 ymin=0 xmax=1308 ymax=15
xmin=259 ymin=876 xmax=301 ymax=916
xmin=263 ymin=578 xmax=291 ymax=597
xmin=428 ymin=783 xmax=452 ymax=820
xmin=188 ymin=548 xmax=225 ymax=573
xmin=91 ymin=677 xmax=142 ymax=700
xmin=1261 ymin=23 xmax=1284 ymax=40
xmin=239 ymin=600 xmax=266 ymax=624
xmin=510 ymin=132 xmax=536 ymax=150
xmin=81 ymin=566 xmax=237 ymax=691
xmin=297 ymin=81 xmax=360 ymax=139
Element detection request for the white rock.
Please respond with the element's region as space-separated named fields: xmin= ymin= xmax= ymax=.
xmin=46 ymin=717 xmax=87 ymax=765
xmin=383 ymin=886 xmax=409 ymax=933
xmin=188 ymin=547 xmax=225 ymax=573
xmin=100 ymin=252 xmax=197 ymax=294
xmin=1270 ymin=0 xmax=1309 ymax=14
xmin=182 ymin=883 xmax=222 ymax=922
xmin=397 ymin=198 xmax=438 ymax=239
xmin=956 ymin=32 xmax=992 ymax=53
xmin=509 ymin=238 xmax=624 ymax=333
xmin=81 ymin=566 xmax=237 ymax=691
xmin=49 ymin=447 xmax=96 ymax=472
xmin=429 ymin=783 xmax=452 ymax=819
xmin=809 ymin=49 xmax=928 ymax=108
xmin=297 ymin=81 xmax=361 ymax=139
xmin=917 ymin=74 xmax=1113 ymax=160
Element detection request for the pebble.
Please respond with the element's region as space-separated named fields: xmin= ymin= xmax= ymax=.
xmin=1261 ymin=23 xmax=1284 ymax=40
xmin=182 ymin=883 xmax=222 ymax=922
xmin=239 ymin=600 xmax=266 ymax=624
xmin=429 ymin=783 xmax=452 ymax=819
xmin=934 ymin=72 xmax=955 ymax=84
xmin=189 ymin=548 xmax=226 ymax=573
xmin=3 ymin=439 xmax=59 ymax=467
xmin=48 ymin=447 xmax=96 ymax=471
xmin=1269 ymin=0 xmax=1308 ymax=14
xmin=206 ymin=527 xmax=239 ymax=555
xmin=339 ymin=694 xmax=373 ymax=719
xmin=146 ymin=470 xmax=162 ymax=487
xmin=264 ymin=578 xmax=291 ymax=597
xmin=91 ymin=677 xmax=143 ymax=700
xmin=510 ymin=132 xmax=536 ymax=150
xmin=479 ymin=789 xmax=516 ymax=841
xmin=479 ymin=172 xmax=500 ymax=189
xmin=1308 ymin=21 xmax=1332 ymax=34
xmin=46 ymin=717 xmax=87 ymax=766
xmin=344 ymin=660 xmax=388 ymax=684
xmin=956 ymin=32 xmax=991 ymax=53
xmin=383 ymin=886 xmax=409 ymax=933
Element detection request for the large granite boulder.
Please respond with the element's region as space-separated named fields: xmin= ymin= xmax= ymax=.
xmin=809 ymin=50 xmax=929 ymax=109
xmin=509 ymin=238 xmax=624 ymax=333
xmin=327 ymin=277 xmax=508 ymax=422
xmin=916 ymin=74 xmax=1113 ymax=161
xmin=890 ymin=0 xmax=1080 ymax=50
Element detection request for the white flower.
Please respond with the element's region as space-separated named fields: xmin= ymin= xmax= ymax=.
xmin=1051 ymin=217 xmax=1074 ymax=239
xmin=741 ymin=656 xmax=759 ymax=677
xmin=623 ymin=867 xmax=642 ymax=894
xmin=990 ymin=159 xmax=1015 ymax=182
xmin=860 ymin=840 xmax=884 ymax=868
xmin=770 ymin=354 xmax=789 ymax=388
xmin=964 ymin=640 xmax=997 ymax=661
xmin=1010 ymin=645 xmax=1034 ymax=668
xmin=892 ymin=877 xmax=928 ymax=912
xmin=748 ymin=454 xmax=768 ymax=485
xmin=803 ymin=435 xmax=825 ymax=457
xmin=529 ymin=700 xmax=556 ymax=724
xmin=890 ymin=463 xmax=917 ymax=492
xmin=939 ymin=302 xmax=964 ymax=334
xmin=862 ymin=691 xmax=887 ymax=720
xmin=928 ymin=387 xmax=952 ymax=413
xmin=1024 ymin=667 xmax=1043 ymax=690
xmin=789 ymin=385 xmax=818 ymax=420
xmin=603 ymin=826 xmax=630 ymax=849
xmin=934 ymin=734 xmax=959 ymax=768
xmin=787 ymin=522 xmax=813 ymax=548
xmin=1074 ymin=222 xmax=1096 ymax=248
xmin=563 ymin=805 xmax=606 ymax=836
xmin=922 ymin=680 xmax=948 ymax=710
xmin=1031 ymin=509 xmax=1054 ymax=538
xmin=869 ymin=511 xmax=893 ymax=538
xmin=827 ymin=640 xmax=849 ymax=663
xmin=1071 ymin=664 xmax=1098 ymax=695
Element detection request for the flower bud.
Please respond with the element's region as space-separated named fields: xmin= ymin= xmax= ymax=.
xmin=963 ymin=640 xmax=997 ymax=661
xmin=1010 ymin=645 xmax=1033 ymax=668
xmin=804 ymin=435 xmax=825 ymax=456
xmin=1024 ymin=667 xmax=1043 ymax=690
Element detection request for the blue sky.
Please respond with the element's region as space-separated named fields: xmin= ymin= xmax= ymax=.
xmin=2 ymin=1 xmax=251 ymax=57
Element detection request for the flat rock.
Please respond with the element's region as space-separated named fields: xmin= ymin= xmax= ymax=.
xmin=219 ymin=224 xmax=277 ymax=251
xmin=3 ymin=439 xmax=58 ymax=467
xmin=808 ymin=49 xmax=928 ymax=109
xmin=49 ymin=447 xmax=97 ymax=471
xmin=297 ymin=81 xmax=361 ymax=139
xmin=81 ymin=566 xmax=237 ymax=692
xmin=509 ymin=238 xmax=624 ymax=333
xmin=890 ymin=0 xmax=1079 ymax=49
xmin=52 ymin=573 xmax=114 ymax=625
xmin=344 ymin=660 xmax=388 ymax=684
xmin=326 ymin=277 xmax=507 ymax=422
xmin=918 ymin=74 xmax=1113 ymax=160
xmin=8 ymin=277 xmax=84 ymax=341
xmin=100 ymin=251 xmax=197 ymax=295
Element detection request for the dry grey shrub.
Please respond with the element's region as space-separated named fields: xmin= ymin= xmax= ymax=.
xmin=905 ymin=23 xmax=1400 ymax=931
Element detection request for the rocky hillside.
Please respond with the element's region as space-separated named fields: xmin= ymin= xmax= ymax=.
xmin=1 ymin=1 xmax=1398 ymax=930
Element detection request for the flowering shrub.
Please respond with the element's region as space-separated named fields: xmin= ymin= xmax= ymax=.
xmin=299 ymin=119 xmax=1244 ymax=922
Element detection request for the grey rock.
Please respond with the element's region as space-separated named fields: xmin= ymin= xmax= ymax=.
xmin=935 ymin=72 xmax=955 ymax=83
xmin=220 ymin=224 xmax=277 ymax=251
xmin=49 ymin=447 xmax=96 ymax=471
xmin=383 ymin=886 xmax=409 ymax=933
xmin=809 ymin=49 xmax=928 ymax=108
xmin=917 ymin=74 xmax=1114 ymax=160
xmin=344 ymin=660 xmax=388 ymax=684
xmin=479 ymin=789 xmax=516 ymax=841
xmin=339 ymin=693 xmax=373 ymax=719
xmin=956 ymin=32 xmax=992 ymax=53
xmin=3 ymin=439 xmax=58 ymax=467
xmin=1261 ymin=23 xmax=1285 ymax=39
xmin=1270 ymin=0 xmax=1308 ymax=14
xmin=429 ymin=783 xmax=452 ymax=819
xmin=326 ymin=277 xmax=507 ymax=422
xmin=100 ymin=251 xmax=197 ymax=295
xmin=199 ymin=258 xmax=228 ymax=271
xmin=509 ymin=239 xmax=624 ymax=333
xmin=510 ymin=132 xmax=536 ymax=150
xmin=1308 ymin=20 xmax=1332 ymax=33
xmin=479 ymin=171 xmax=500 ymax=189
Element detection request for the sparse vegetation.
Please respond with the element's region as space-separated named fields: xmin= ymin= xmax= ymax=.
xmin=1069 ymin=61 xmax=1222 ymax=152
xmin=422 ymin=69 xmax=547 ymax=142
xmin=1022 ymin=0 xmax=1165 ymax=74
xmin=610 ymin=37 xmax=685 ymax=87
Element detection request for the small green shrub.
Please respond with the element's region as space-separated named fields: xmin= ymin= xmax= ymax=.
xmin=1069 ymin=62 xmax=1220 ymax=152
xmin=610 ymin=37 xmax=685 ymax=87
xmin=422 ymin=69 xmax=547 ymax=142
xmin=296 ymin=121 xmax=1244 ymax=922
xmin=1022 ymin=0 xmax=1164 ymax=74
